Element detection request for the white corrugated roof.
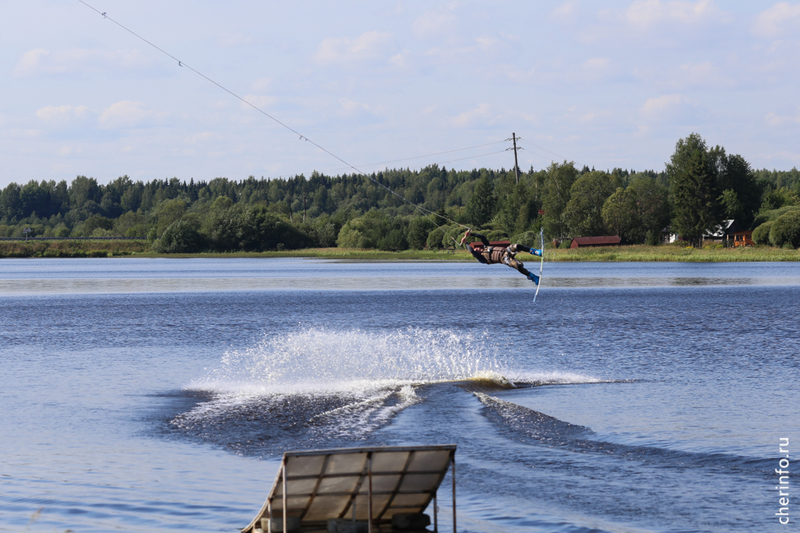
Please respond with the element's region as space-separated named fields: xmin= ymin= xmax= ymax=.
xmin=243 ymin=445 xmax=457 ymax=533
xmin=705 ymin=219 xmax=736 ymax=238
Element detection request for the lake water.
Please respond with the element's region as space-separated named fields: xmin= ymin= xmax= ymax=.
xmin=1 ymin=258 xmax=798 ymax=532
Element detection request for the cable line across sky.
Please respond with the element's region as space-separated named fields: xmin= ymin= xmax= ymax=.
xmin=76 ymin=1 xmax=573 ymax=231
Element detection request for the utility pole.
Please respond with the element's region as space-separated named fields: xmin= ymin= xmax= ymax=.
xmin=512 ymin=132 xmax=520 ymax=184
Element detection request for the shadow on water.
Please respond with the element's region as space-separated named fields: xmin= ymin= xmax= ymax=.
xmin=161 ymin=386 xmax=419 ymax=456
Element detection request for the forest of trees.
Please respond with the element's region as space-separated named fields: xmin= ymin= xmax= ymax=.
xmin=1 ymin=134 xmax=800 ymax=252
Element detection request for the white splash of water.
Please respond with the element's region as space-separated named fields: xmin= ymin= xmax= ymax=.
xmin=189 ymin=326 xmax=505 ymax=395
xmin=505 ymin=370 xmax=608 ymax=385
xmin=308 ymin=385 xmax=421 ymax=438
xmin=174 ymin=328 xmax=606 ymax=441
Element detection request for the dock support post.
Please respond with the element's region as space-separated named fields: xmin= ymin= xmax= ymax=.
xmin=367 ymin=452 xmax=374 ymax=533
xmin=433 ymin=493 xmax=438 ymax=533
xmin=451 ymin=452 xmax=456 ymax=533
xmin=282 ymin=461 xmax=288 ymax=533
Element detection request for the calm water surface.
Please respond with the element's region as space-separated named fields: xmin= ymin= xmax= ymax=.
xmin=1 ymin=258 xmax=798 ymax=532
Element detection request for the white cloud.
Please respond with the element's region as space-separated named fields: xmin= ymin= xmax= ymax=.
xmin=552 ymin=1 xmax=580 ymax=20
xmin=672 ymin=61 xmax=732 ymax=88
xmin=98 ymin=101 xmax=154 ymax=129
xmin=475 ymin=36 xmax=500 ymax=50
xmin=626 ymin=0 xmax=666 ymax=26
xmin=578 ymin=0 xmax=731 ymax=45
xmin=216 ymin=32 xmax=253 ymax=47
xmin=625 ymin=0 xmax=725 ymax=27
xmin=424 ymin=39 xmax=501 ymax=60
xmin=641 ymin=94 xmax=682 ymax=113
xmin=14 ymin=48 xmax=152 ymax=77
xmin=241 ymin=94 xmax=276 ymax=110
xmin=762 ymin=150 xmax=800 ymax=166
xmin=583 ymin=57 xmax=610 ymax=72
xmin=577 ymin=57 xmax=620 ymax=83
xmin=186 ymin=132 xmax=221 ymax=145
xmin=15 ymin=48 xmax=49 ymax=76
xmin=412 ymin=9 xmax=457 ymax=39
xmin=337 ymin=98 xmax=386 ymax=119
xmin=451 ymin=103 xmax=495 ymax=127
xmin=640 ymin=93 xmax=696 ymax=120
xmin=408 ymin=7 xmax=507 ymax=62
xmin=316 ymin=31 xmax=395 ymax=64
xmin=251 ymin=77 xmax=272 ymax=92
xmin=3 ymin=1 xmax=798 ymax=186
xmin=339 ymin=98 xmax=369 ymax=116
xmin=753 ymin=2 xmax=800 ymax=38
xmin=8 ymin=129 xmax=42 ymax=139
xmin=500 ymin=66 xmax=537 ymax=84
xmin=35 ymin=105 xmax=90 ymax=125
xmin=389 ymin=50 xmax=410 ymax=68
xmin=210 ymin=99 xmax=233 ymax=111
xmin=580 ymin=110 xmax=612 ymax=123
xmin=765 ymin=109 xmax=800 ymax=127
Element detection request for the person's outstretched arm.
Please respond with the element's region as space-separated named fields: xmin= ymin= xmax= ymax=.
xmin=470 ymin=232 xmax=491 ymax=246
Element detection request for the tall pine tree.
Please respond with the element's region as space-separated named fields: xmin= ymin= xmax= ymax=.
xmin=667 ymin=134 xmax=720 ymax=247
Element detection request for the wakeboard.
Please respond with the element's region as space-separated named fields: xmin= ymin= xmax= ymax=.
xmin=533 ymin=228 xmax=544 ymax=302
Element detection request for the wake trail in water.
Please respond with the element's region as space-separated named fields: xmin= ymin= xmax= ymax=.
xmin=168 ymin=326 xmax=518 ymax=454
xmin=167 ymin=326 xmax=612 ymax=456
xmin=474 ymin=392 xmax=772 ymax=474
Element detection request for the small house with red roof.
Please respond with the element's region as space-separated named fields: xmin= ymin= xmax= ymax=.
xmin=570 ymin=236 xmax=622 ymax=248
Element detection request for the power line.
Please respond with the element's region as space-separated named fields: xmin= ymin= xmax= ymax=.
xmin=325 ymin=140 xmax=508 ymax=172
xmin=517 ymin=139 xmax=570 ymax=163
xmin=431 ymin=149 xmax=509 ymax=167
xmin=77 ymin=0 xmax=473 ymax=229
xmin=326 ymin=149 xmax=509 ymax=175
xmin=77 ymin=1 xmax=353 ymax=172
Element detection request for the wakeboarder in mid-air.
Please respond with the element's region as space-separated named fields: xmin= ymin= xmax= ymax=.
xmin=460 ymin=230 xmax=542 ymax=284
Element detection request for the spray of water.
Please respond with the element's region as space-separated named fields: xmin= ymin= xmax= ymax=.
xmin=172 ymin=327 xmax=606 ymax=448
xmin=189 ymin=326 xmax=506 ymax=395
xmin=174 ymin=327 xmax=506 ymax=445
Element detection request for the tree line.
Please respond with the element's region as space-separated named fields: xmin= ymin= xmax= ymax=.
xmin=1 ymin=133 xmax=799 ymax=252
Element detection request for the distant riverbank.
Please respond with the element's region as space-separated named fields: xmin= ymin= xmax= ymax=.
xmin=1 ymin=239 xmax=799 ymax=261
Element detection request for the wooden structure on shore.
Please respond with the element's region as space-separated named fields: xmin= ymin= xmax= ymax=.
xmin=732 ymin=230 xmax=754 ymax=247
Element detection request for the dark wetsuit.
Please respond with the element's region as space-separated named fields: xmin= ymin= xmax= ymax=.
xmin=464 ymin=232 xmax=541 ymax=279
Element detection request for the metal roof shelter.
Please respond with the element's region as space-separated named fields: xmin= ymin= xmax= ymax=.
xmin=243 ymin=445 xmax=457 ymax=533
xmin=704 ymin=219 xmax=740 ymax=240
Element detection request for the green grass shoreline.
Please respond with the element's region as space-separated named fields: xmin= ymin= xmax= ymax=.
xmin=1 ymin=240 xmax=799 ymax=261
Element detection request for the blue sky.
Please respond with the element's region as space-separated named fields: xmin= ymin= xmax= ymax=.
xmin=2 ymin=0 xmax=799 ymax=188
